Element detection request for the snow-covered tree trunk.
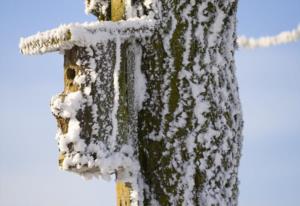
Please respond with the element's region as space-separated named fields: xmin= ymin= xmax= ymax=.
xmin=135 ymin=0 xmax=243 ymax=205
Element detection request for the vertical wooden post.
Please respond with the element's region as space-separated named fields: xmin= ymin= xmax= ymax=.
xmin=111 ymin=1 xmax=132 ymax=205
xmin=111 ymin=0 xmax=125 ymax=21
xmin=116 ymin=182 xmax=131 ymax=206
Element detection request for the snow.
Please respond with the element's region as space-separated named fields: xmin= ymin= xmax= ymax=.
xmin=132 ymin=44 xmax=146 ymax=110
xmin=111 ymin=36 xmax=121 ymax=149
xmin=46 ymin=32 xmax=141 ymax=188
xmin=208 ymin=7 xmax=226 ymax=47
xmin=182 ymin=4 xmax=192 ymax=66
xmin=195 ymin=2 xmax=208 ymax=45
xmin=51 ymin=91 xmax=84 ymax=119
xmin=85 ymin=0 xmax=109 ymax=16
xmin=19 ymin=18 xmax=155 ymax=55
xmin=238 ymin=24 xmax=300 ymax=49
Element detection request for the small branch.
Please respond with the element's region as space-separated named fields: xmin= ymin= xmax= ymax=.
xmin=237 ymin=24 xmax=300 ymax=49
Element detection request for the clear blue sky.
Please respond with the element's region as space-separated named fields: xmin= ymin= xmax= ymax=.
xmin=0 ymin=1 xmax=299 ymax=206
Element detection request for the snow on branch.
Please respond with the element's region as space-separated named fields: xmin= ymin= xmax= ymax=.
xmin=85 ymin=0 xmax=109 ymax=20
xmin=19 ymin=18 xmax=155 ymax=55
xmin=238 ymin=24 xmax=300 ymax=49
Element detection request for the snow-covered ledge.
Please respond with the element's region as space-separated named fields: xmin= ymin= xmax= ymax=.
xmin=19 ymin=18 xmax=156 ymax=55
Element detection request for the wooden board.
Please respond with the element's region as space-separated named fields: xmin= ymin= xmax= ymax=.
xmin=112 ymin=0 xmax=125 ymax=21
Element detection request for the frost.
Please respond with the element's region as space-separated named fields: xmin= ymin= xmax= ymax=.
xmin=132 ymin=44 xmax=146 ymax=110
xmin=47 ymin=34 xmax=142 ymax=187
xmin=19 ymin=19 xmax=155 ymax=55
xmin=207 ymin=7 xmax=226 ymax=47
xmin=130 ymin=190 xmax=138 ymax=206
xmin=85 ymin=0 xmax=109 ymax=16
xmin=111 ymin=36 xmax=121 ymax=149
xmin=143 ymin=0 xmax=152 ymax=9
xmin=50 ymin=91 xmax=84 ymax=118
xmin=195 ymin=2 xmax=208 ymax=45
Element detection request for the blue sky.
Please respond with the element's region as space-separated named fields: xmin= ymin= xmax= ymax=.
xmin=0 ymin=1 xmax=299 ymax=206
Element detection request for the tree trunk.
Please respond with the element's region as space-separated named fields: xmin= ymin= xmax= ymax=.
xmin=135 ymin=0 xmax=243 ymax=205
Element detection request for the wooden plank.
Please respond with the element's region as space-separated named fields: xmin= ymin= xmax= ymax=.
xmin=112 ymin=0 xmax=125 ymax=21
xmin=116 ymin=182 xmax=132 ymax=206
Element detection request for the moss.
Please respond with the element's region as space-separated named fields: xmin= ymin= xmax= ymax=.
xmin=224 ymin=111 xmax=233 ymax=128
xmin=65 ymin=30 xmax=72 ymax=41
xmin=165 ymin=20 xmax=187 ymax=129
xmin=116 ymin=41 xmax=130 ymax=145
xmin=206 ymin=2 xmax=217 ymax=13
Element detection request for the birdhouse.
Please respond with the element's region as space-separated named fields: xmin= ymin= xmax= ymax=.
xmin=19 ymin=0 xmax=155 ymax=180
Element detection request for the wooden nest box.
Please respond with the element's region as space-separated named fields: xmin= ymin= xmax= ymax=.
xmin=19 ymin=0 xmax=155 ymax=180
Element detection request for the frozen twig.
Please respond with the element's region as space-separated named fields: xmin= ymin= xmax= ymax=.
xmin=238 ymin=24 xmax=300 ymax=49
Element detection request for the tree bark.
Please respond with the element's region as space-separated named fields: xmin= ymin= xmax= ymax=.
xmin=135 ymin=0 xmax=243 ymax=205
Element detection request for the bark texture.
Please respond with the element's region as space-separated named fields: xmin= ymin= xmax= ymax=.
xmin=135 ymin=0 xmax=243 ymax=205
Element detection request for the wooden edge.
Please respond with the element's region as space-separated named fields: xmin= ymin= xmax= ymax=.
xmin=20 ymin=30 xmax=71 ymax=55
xmin=116 ymin=181 xmax=132 ymax=206
xmin=112 ymin=0 xmax=125 ymax=21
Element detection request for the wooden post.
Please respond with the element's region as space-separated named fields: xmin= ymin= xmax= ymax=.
xmin=111 ymin=0 xmax=125 ymax=21
xmin=116 ymin=182 xmax=131 ymax=206
xmin=111 ymin=1 xmax=132 ymax=205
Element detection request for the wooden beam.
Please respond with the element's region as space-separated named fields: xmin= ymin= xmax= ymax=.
xmin=116 ymin=181 xmax=132 ymax=206
xmin=111 ymin=0 xmax=125 ymax=21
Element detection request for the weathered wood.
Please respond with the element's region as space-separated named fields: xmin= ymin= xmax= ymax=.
xmin=111 ymin=1 xmax=132 ymax=205
xmin=116 ymin=182 xmax=131 ymax=206
xmin=115 ymin=40 xmax=136 ymax=206
xmin=53 ymin=42 xmax=116 ymax=173
xmin=20 ymin=30 xmax=71 ymax=55
xmin=112 ymin=0 xmax=125 ymax=21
